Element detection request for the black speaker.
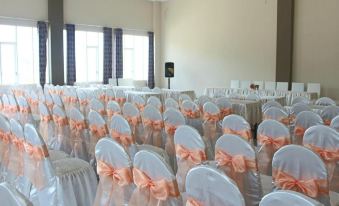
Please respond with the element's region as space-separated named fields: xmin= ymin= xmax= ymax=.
xmin=165 ymin=62 xmax=174 ymax=78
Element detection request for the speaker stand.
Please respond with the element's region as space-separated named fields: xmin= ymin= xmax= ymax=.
xmin=168 ymin=78 xmax=171 ymax=89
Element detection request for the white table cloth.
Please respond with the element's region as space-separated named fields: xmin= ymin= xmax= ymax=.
xmin=161 ymin=89 xmax=196 ymax=101
xmin=125 ymin=91 xmax=162 ymax=102
xmin=229 ymin=99 xmax=262 ymax=127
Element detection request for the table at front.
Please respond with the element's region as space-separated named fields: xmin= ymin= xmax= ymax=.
xmin=229 ymin=99 xmax=262 ymax=127
xmin=125 ymin=91 xmax=162 ymax=102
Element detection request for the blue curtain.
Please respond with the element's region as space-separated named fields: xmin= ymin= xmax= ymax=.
xmin=103 ymin=27 xmax=113 ymax=84
xmin=114 ymin=28 xmax=123 ymax=82
xmin=148 ymin=32 xmax=155 ymax=89
xmin=66 ymin=24 xmax=76 ymax=85
xmin=37 ymin=21 xmax=48 ymax=87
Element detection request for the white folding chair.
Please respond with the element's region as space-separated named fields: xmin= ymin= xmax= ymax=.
xmin=122 ymin=102 xmax=143 ymax=144
xmin=165 ymin=98 xmax=179 ymax=110
xmin=141 ymin=105 xmax=164 ymax=148
xmin=307 ymin=83 xmax=321 ymax=97
xmin=147 ymin=96 xmax=163 ymax=113
xmin=260 ymin=190 xmax=323 ymax=206
xmin=231 ymin=80 xmax=240 ymax=89
xmin=276 ymin=82 xmax=289 ymax=91
xmin=263 ymin=107 xmax=290 ymax=126
xmin=320 ymin=106 xmax=339 ymax=125
xmin=291 ymin=96 xmax=310 ymax=105
xmin=240 ymin=80 xmax=251 ymax=89
xmin=181 ymin=100 xmax=203 ymax=135
xmin=315 ymin=97 xmax=336 ymax=107
xmin=264 ymin=81 xmax=276 ymax=91
xmin=291 ymin=83 xmax=305 ymax=92
xmin=293 ymin=111 xmax=323 ymax=145
xmin=222 ymin=114 xmax=252 ymax=143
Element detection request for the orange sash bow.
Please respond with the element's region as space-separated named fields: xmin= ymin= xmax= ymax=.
xmin=143 ymin=119 xmax=164 ymax=131
xmin=220 ymin=108 xmax=232 ymax=119
xmin=257 ymin=134 xmax=290 ymax=150
xmin=64 ymin=96 xmax=78 ymax=104
xmin=165 ymin=123 xmax=177 ymax=136
xmin=203 ymin=112 xmax=220 ymax=123
xmin=182 ymin=109 xmax=200 ymax=119
xmin=133 ymin=168 xmax=180 ymax=200
xmin=175 ymin=144 xmax=206 ymax=164
xmin=273 ymin=169 xmax=329 ymax=198
xmin=90 ymin=124 xmax=108 ymax=139
xmin=69 ymin=119 xmax=87 ymax=135
xmin=135 ymin=103 xmax=145 ymax=112
xmin=107 ymin=110 xmax=120 ymax=118
xmin=99 ymin=109 xmax=107 ymax=116
xmin=0 ymin=130 xmax=10 ymax=144
xmin=40 ymin=115 xmax=52 ymax=122
xmin=46 ymin=102 xmax=54 ymax=111
xmin=11 ymin=135 xmax=25 ymax=176
xmin=305 ymin=144 xmax=339 ymax=163
xmin=20 ymin=106 xmax=31 ymax=114
xmin=105 ymin=96 xmax=115 ymax=102
xmin=280 ymin=117 xmax=290 ymax=125
xmin=294 ymin=126 xmax=306 ymax=137
xmin=111 ymin=130 xmax=134 ymax=147
xmin=53 ymin=115 xmax=68 ymax=127
xmin=97 ymin=160 xmax=133 ymax=186
xmin=99 ymin=94 xmax=107 ymax=103
xmin=8 ymin=105 xmax=18 ymax=113
xmin=215 ymin=149 xmax=257 ymax=173
xmin=80 ymin=99 xmax=89 ymax=106
xmin=27 ymin=98 xmax=39 ymax=107
xmin=116 ymin=98 xmax=126 ymax=104
xmin=223 ymin=128 xmax=252 ymax=141
xmin=125 ymin=116 xmax=141 ymax=127
xmin=186 ymin=198 xmax=203 ymax=206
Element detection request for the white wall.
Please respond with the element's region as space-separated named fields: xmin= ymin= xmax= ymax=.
xmin=293 ymin=0 xmax=339 ymax=99
xmin=160 ymin=0 xmax=277 ymax=94
xmin=0 ymin=0 xmax=48 ymax=20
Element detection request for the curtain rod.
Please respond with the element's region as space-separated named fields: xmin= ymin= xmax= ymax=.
xmin=72 ymin=23 xmax=151 ymax=32
xmin=0 ymin=16 xmax=48 ymax=23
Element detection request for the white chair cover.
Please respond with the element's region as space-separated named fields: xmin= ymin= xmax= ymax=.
xmin=89 ymin=99 xmax=106 ymax=117
xmin=246 ymin=94 xmax=261 ymax=101
xmin=2 ymin=94 xmax=11 ymax=118
xmin=290 ymin=102 xmax=311 ymax=120
xmin=7 ymin=94 xmax=19 ymax=120
xmin=106 ymin=100 xmax=121 ymax=124
xmin=294 ymin=111 xmax=323 ymax=145
xmin=320 ymin=106 xmax=339 ymax=126
xmin=115 ymin=89 xmax=126 ymax=107
xmin=51 ymin=94 xmax=64 ymax=109
xmin=262 ymin=101 xmax=284 ymax=113
xmin=263 ymin=107 xmax=290 ymax=126
xmin=142 ymin=105 xmax=164 ymax=148
xmin=136 ymin=144 xmax=171 ymax=166
xmin=122 ymin=102 xmax=143 ymax=144
xmin=152 ymin=87 xmax=162 ymax=93
xmin=105 ymin=89 xmax=116 ymax=103
xmin=93 ymin=138 xmax=135 ymax=206
xmin=77 ymin=89 xmax=90 ymax=116
xmin=147 ymin=96 xmax=163 ymax=113
xmin=215 ymin=97 xmax=233 ymax=120
xmin=257 ymin=120 xmax=291 ymax=175
xmin=163 ymin=108 xmax=185 ymax=172
xmin=330 ymin=116 xmax=339 ymax=132
xmin=132 ymin=95 xmax=146 ymax=112
xmin=26 ymin=91 xmax=40 ymax=120
xmin=16 ymin=96 xmax=35 ymax=126
xmin=222 ymin=114 xmax=252 ymax=143
xmin=129 ymin=150 xmax=182 ymax=206
xmin=272 ymin=145 xmax=330 ymax=206
xmin=315 ymin=97 xmax=336 ymax=106
xmin=291 ymin=96 xmax=310 ymax=105
xmin=179 ymin=94 xmax=192 ymax=105
xmin=110 ymin=114 xmax=138 ymax=160
xmin=196 ymin=95 xmax=211 ymax=112
xmin=181 ymin=100 xmax=203 ymax=135
xmin=174 ymin=125 xmax=206 ymax=192
xmin=68 ymin=107 xmax=90 ymax=161
xmin=165 ymin=98 xmax=179 ymax=110
xmin=260 ymin=190 xmax=323 ymax=206
xmin=62 ymin=89 xmax=79 ymax=112
xmin=215 ymin=134 xmax=262 ymax=206
xmin=38 ymin=102 xmax=55 ymax=147
xmin=303 ymin=125 xmax=339 ymax=192
xmin=52 ymin=105 xmax=71 ymax=154
xmin=202 ymin=102 xmax=221 ymax=158
xmin=185 ymin=165 xmax=245 ymax=206
xmin=44 ymin=92 xmax=54 ymax=113
xmin=24 ymin=124 xmax=97 ymax=206
xmin=0 ymin=114 xmax=11 ymax=181
xmin=0 ymin=182 xmax=32 ymax=206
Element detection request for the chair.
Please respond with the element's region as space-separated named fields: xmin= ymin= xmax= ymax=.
xmin=180 ymin=100 xmax=203 ymax=135
xmin=68 ymin=107 xmax=89 ymax=161
xmin=128 ymin=150 xmax=182 ymax=206
xmin=106 ymin=100 xmax=121 ymax=123
xmin=196 ymin=95 xmax=211 ymax=112
xmin=257 ymin=120 xmax=291 ymax=176
xmin=202 ymin=102 xmax=221 ymax=157
xmin=132 ymin=95 xmax=146 ymax=112
xmin=88 ymin=110 xmax=109 ymax=166
xmin=263 ymin=107 xmax=290 ymax=126
xmin=272 ymin=145 xmax=330 ymax=206
xmin=290 ymin=103 xmax=311 ymax=121
xmin=51 ymin=93 xmax=64 ymax=109
xmin=163 ymin=108 xmax=185 ymax=172
xmin=231 ymin=80 xmax=240 ymax=89
xmin=89 ymin=99 xmax=106 ymax=117
xmin=264 ymin=81 xmax=276 ymax=91
xmin=152 ymin=87 xmax=162 ymax=93
xmin=93 ymin=138 xmax=134 ymax=206
xmin=262 ymin=101 xmax=284 ymax=113
xmin=291 ymin=96 xmax=310 ymax=105
xmin=240 ymin=80 xmax=251 ymax=89
xmin=52 ymin=105 xmax=72 ymax=154
xmin=254 ymin=81 xmax=264 ymax=90
xmin=122 ymin=102 xmax=143 ymax=144
xmin=303 ymin=125 xmax=339 ymax=193
xmin=7 ymin=94 xmax=19 ymax=120
xmin=185 ymin=165 xmax=245 ymax=206
xmin=215 ymin=134 xmax=262 ymax=206
xmin=44 ymin=92 xmax=54 ymax=113
xmin=260 ymin=190 xmax=323 ymax=206
xmin=141 ymin=105 xmax=164 ymax=148
xmin=276 ymin=82 xmax=288 ymax=91
xmin=222 ymin=115 xmax=252 ymax=142
xmin=291 ymin=83 xmax=305 ymax=92
xmin=16 ymin=96 xmax=35 ymax=126
xmin=165 ymin=98 xmax=179 ymax=110
xmin=215 ymin=97 xmax=233 ymax=120
xmin=77 ymin=89 xmax=89 ymax=116
xmin=246 ymin=94 xmax=261 ymax=101
xmin=0 ymin=114 xmax=11 ymax=181
xmin=315 ymin=97 xmax=336 ymax=106
xmin=26 ymin=91 xmax=40 ymax=120
xmin=105 ymin=89 xmax=115 ymax=103
xmin=179 ymin=94 xmax=192 ymax=105
xmin=38 ymin=102 xmax=55 ymax=146
xmin=62 ymin=89 xmax=79 ymax=112
xmin=307 ymin=83 xmax=321 ymax=97
xmin=293 ymin=111 xmax=323 ymax=145
xmin=23 ymin=124 xmax=97 ymax=206
xmin=174 ymin=125 xmax=206 ymax=192
xmin=115 ymin=90 xmax=126 ymax=107
xmin=147 ymin=96 xmax=163 ymax=113
xmin=96 ymin=89 xmax=107 ymax=105
xmin=320 ymin=106 xmax=339 ymax=125
xmin=109 ymin=114 xmax=138 ymax=160
xmin=330 ymin=116 xmax=339 ymax=132
xmin=0 ymin=182 xmax=32 ymax=206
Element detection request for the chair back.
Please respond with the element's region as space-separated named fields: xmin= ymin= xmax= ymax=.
xmin=90 ymin=99 xmax=106 ymax=116
xmin=231 ymin=80 xmax=240 ymax=89
xmin=263 ymin=107 xmax=290 ymax=125
xmin=215 ymin=135 xmax=262 ymax=206
xmin=132 ymin=95 xmax=146 ymax=112
xmin=264 ymin=81 xmax=276 ymax=90
xmin=178 ymin=94 xmax=192 ymax=105
xmin=294 ymin=111 xmax=323 ymax=145
xmin=115 ymin=90 xmax=126 ymax=106
xmin=290 ymin=103 xmax=311 ymax=119
xmin=307 ymin=83 xmax=321 ymax=97
xmin=51 ymin=94 xmax=64 ymax=108
xmin=52 ymin=105 xmax=71 ymax=154
xmin=185 ymin=165 xmax=245 ymax=206
xmin=222 ymin=114 xmax=252 ymax=142
xmin=8 ymin=119 xmax=26 ymax=177
xmin=291 ymin=83 xmax=305 ymax=92
xmin=272 ymin=145 xmax=330 ymax=205
xmin=246 ymin=94 xmax=260 ymax=101
xmin=215 ymin=97 xmax=233 ymax=120
xmin=276 ymin=82 xmax=288 ymax=91
xmin=196 ymin=95 xmax=211 ymax=111
xmin=17 ymin=96 xmax=35 ymax=126
xmin=141 ymin=105 xmax=164 ymax=147
xmin=147 ymin=96 xmax=163 ymax=112
xmin=165 ymin=98 xmax=179 ymax=110
xmin=315 ymin=97 xmax=336 ymax=106
xmin=291 ymin=96 xmax=309 ymax=105
xmin=0 ymin=115 xmax=11 ymax=176
xmin=0 ymin=182 xmax=32 ymax=206
xmin=320 ymin=106 xmax=339 ymax=125
xmin=202 ymin=102 xmax=221 ymax=156
xmin=260 ymin=190 xmax=323 ymax=206
xmin=330 ymin=115 xmax=339 ymax=132
xmin=106 ymin=100 xmax=121 ymax=121
xmin=262 ymin=101 xmax=284 ymax=113
xmin=257 ymin=120 xmax=290 ymax=175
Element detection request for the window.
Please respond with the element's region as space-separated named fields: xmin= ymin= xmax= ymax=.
xmin=67 ymin=29 xmax=103 ymax=83
xmin=0 ymin=23 xmax=40 ymax=84
xmin=123 ymin=34 xmax=149 ymax=80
